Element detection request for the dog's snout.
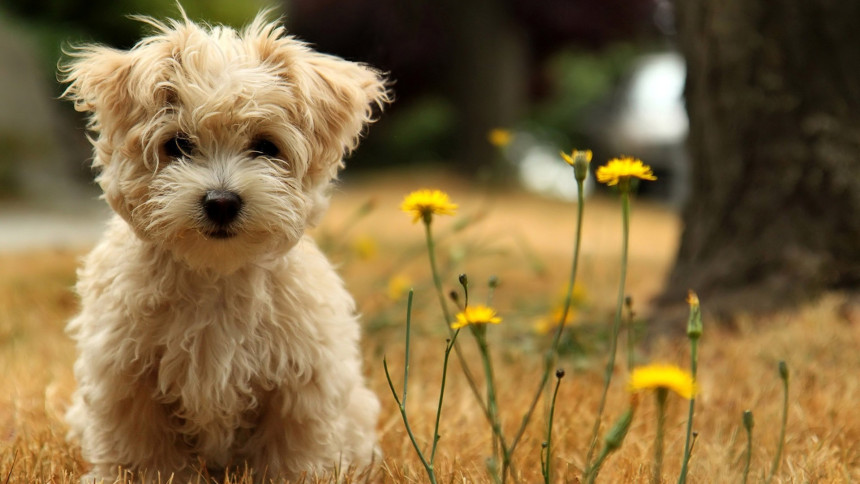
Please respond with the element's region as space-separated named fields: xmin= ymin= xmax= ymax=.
xmin=202 ymin=190 xmax=243 ymax=226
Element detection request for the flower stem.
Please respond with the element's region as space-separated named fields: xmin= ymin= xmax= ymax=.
xmin=512 ymin=172 xmax=587 ymax=473
xmin=765 ymin=361 xmax=789 ymax=484
xmin=542 ymin=370 xmax=564 ymax=484
xmin=430 ymin=329 xmax=460 ymax=463
xmin=422 ymin=219 xmax=487 ymax=414
xmin=677 ymin=337 xmax=699 ymax=484
xmin=585 ymin=189 xmax=631 ymax=471
xmin=652 ymin=388 xmax=668 ymax=484
xmin=382 ymin=291 xmax=437 ymax=484
xmin=742 ymin=410 xmax=754 ymax=484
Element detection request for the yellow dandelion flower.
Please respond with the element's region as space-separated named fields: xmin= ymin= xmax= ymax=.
xmin=533 ymin=307 xmax=577 ymax=335
xmin=560 ymin=149 xmax=593 ymax=166
xmin=628 ymin=364 xmax=698 ymax=400
xmin=401 ymin=189 xmax=458 ymax=224
xmin=595 ymin=156 xmax=657 ymax=187
xmin=351 ymin=235 xmax=377 ymax=261
xmin=451 ymin=305 xmax=502 ymax=330
xmin=488 ymin=128 xmax=513 ymax=148
xmin=387 ymin=274 xmax=412 ymax=301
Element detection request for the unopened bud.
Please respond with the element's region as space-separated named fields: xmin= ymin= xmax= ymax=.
xmin=778 ymin=360 xmax=788 ymax=381
xmin=686 ymin=290 xmax=703 ymax=339
xmin=603 ymin=407 xmax=635 ymax=451
xmin=743 ymin=410 xmax=754 ymax=431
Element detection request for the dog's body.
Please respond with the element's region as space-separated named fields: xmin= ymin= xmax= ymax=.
xmin=62 ymin=11 xmax=387 ymax=482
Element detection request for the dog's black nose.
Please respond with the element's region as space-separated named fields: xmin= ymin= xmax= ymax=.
xmin=202 ymin=190 xmax=243 ymax=226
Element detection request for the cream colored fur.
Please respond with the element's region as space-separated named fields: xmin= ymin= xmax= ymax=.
xmin=60 ymin=10 xmax=388 ymax=483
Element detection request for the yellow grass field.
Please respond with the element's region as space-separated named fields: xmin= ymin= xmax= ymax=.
xmin=1 ymin=169 xmax=858 ymax=483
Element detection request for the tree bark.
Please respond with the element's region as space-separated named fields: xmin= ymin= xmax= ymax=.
xmin=661 ymin=0 xmax=860 ymax=319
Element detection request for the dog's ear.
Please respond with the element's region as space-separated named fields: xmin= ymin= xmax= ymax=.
xmin=60 ymin=46 xmax=137 ymax=148
xmin=246 ymin=16 xmax=390 ymax=184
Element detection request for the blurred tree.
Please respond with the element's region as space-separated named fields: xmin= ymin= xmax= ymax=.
xmin=660 ymin=1 xmax=860 ymax=318
xmin=287 ymin=0 xmax=655 ymax=177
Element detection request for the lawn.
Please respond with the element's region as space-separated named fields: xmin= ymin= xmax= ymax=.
xmin=1 ymin=168 xmax=858 ymax=483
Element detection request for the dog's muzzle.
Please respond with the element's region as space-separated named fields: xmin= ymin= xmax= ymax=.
xmin=202 ymin=189 xmax=242 ymax=239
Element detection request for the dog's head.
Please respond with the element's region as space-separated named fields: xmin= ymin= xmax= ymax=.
xmin=61 ymin=11 xmax=388 ymax=272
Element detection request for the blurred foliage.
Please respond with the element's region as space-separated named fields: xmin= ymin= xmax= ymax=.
xmin=1 ymin=0 xmax=272 ymax=90
xmin=531 ymin=45 xmax=640 ymax=144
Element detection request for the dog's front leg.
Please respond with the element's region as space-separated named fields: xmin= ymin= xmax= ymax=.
xmin=69 ymin=368 xmax=196 ymax=483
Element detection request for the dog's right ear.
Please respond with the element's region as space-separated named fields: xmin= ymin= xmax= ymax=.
xmin=60 ymin=45 xmax=136 ymax=138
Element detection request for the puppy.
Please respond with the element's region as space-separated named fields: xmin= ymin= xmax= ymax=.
xmin=61 ymin=9 xmax=388 ymax=483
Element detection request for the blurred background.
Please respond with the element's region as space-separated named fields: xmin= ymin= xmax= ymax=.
xmin=0 ymin=0 xmax=687 ymax=249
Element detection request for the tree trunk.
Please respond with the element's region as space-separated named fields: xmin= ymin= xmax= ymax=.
xmin=660 ymin=0 xmax=860 ymax=319
xmin=443 ymin=0 xmax=529 ymax=180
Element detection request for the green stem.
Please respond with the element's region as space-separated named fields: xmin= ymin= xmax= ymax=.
xmin=475 ymin=328 xmax=507 ymax=482
xmin=430 ymin=329 xmax=460 ymax=463
xmin=382 ymin=292 xmax=437 ymax=484
xmin=766 ymin=361 xmax=789 ymax=484
xmin=625 ymin=296 xmax=635 ymax=372
xmin=652 ymin=388 xmax=668 ymax=484
xmin=742 ymin=410 xmax=754 ymax=484
xmin=510 ymin=175 xmax=587 ymax=468
xmin=422 ymin=220 xmax=488 ymax=415
xmin=585 ymin=189 xmax=631 ymax=471
xmin=678 ymin=338 xmax=699 ymax=484
xmin=542 ymin=372 xmax=564 ymax=484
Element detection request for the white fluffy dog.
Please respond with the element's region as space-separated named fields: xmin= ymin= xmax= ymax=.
xmin=61 ymin=10 xmax=388 ymax=483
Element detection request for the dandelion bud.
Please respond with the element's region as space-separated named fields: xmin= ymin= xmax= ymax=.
xmin=488 ymin=275 xmax=500 ymax=288
xmin=686 ymin=290 xmax=703 ymax=340
xmin=743 ymin=410 xmax=754 ymax=431
xmin=561 ymin=149 xmax=593 ymax=183
xmin=555 ymin=368 xmax=566 ymax=379
xmin=603 ymin=407 xmax=635 ymax=451
xmin=448 ymin=290 xmax=459 ymax=303
xmin=458 ymin=273 xmax=469 ymax=288
xmin=778 ymin=360 xmax=789 ymax=381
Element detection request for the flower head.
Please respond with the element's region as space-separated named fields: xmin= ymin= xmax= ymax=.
xmin=596 ymin=156 xmax=657 ymax=187
xmin=451 ymin=304 xmax=502 ymax=329
xmin=488 ymin=128 xmax=513 ymax=148
xmin=561 ymin=149 xmax=593 ymax=182
xmin=533 ymin=307 xmax=577 ymax=335
xmin=561 ymin=149 xmax=593 ymax=166
xmin=628 ymin=364 xmax=697 ymax=400
xmin=401 ymin=189 xmax=458 ymax=224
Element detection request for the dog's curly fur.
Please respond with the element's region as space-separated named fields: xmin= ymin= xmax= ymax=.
xmin=60 ymin=9 xmax=388 ymax=483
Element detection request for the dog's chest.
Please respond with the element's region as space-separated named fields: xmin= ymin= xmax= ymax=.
xmin=143 ymin=274 xmax=293 ymax=459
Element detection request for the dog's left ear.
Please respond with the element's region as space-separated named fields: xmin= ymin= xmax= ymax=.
xmin=291 ymin=51 xmax=389 ymax=184
xmin=248 ymin=17 xmax=389 ymax=184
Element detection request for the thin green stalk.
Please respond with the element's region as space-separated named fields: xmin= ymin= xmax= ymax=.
xmin=766 ymin=361 xmax=789 ymax=484
xmin=742 ymin=410 xmax=754 ymax=484
xmin=422 ymin=220 xmax=487 ymax=413
xmin=625 ymin=296 xmax=635 ymax=372
xmin=510 ymin=170 xmax=587 ymax=463
xmin=584 ymin=405 xmax=636 ymax=484
xmin=677 ymin=339 xmax=699 ymax=483
xmin=585 ymin=190 xmax=631 ymax=471
xmin=678 ymin=293 xmax=702 ymax=484
xmin=382 ymin=291 xmax=437 ymax=484
xmin=542 ymin=370 xmax=564 ymax=484
xmin=430 ymin=329 xmax=461 ymax=463
xmin=652 ymin=388 xmax=668 ymax=484
xmin=475 ymin=328 xmax=507 ymax=482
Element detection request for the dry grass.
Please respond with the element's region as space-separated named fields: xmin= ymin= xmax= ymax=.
xmin=1 ymin=169 xmax=859 ymax=483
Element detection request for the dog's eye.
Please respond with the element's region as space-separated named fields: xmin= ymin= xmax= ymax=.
xmin=164 ymin=135 xmax=194 ymax=159
xmin=250 ymin=138 xmax=280 ymax=158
